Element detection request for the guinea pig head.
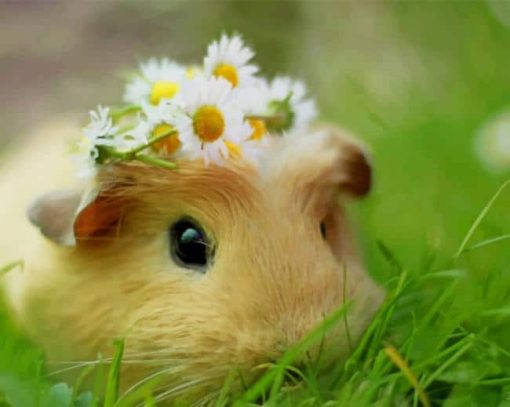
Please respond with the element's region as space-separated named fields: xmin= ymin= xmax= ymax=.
xmin=25 ymin=125 xmax=383 ymax=400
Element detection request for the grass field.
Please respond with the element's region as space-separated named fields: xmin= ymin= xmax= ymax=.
xmin=1 ymin=1 xmax=510 ymax=406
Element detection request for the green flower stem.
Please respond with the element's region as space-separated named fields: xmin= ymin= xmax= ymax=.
xmin=97 ymin=147 xmax=128 ymax=161
xmin=246 ymin=114 xmax=285 ymax=123
xmin=246 ymin=113 xmax=287 ymax=132
xmin=101 ymin=129 xmax=178 ymax=160
xmin=95 ymin=128 xmax=178 ymax=170
xmin=128 ymin=129 xmax=178 ymax=156
xmin=110 ymin=105 xmax=141 ymax=122
xmin=134 ymin=154 xmax=177 ymax=169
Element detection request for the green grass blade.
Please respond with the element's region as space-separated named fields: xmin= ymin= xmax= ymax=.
xmin=0 ymin=260 xmax=24 ymax=276
xmin=237 ymin=302 xmax=351 ymax=404
xmin=464 ymin=234 xmax=510 ymax=252
xmin=455 ymin=180 xmax=510 ymax=258
xmin=377 ymin=241 xmax=403 ymax=273
xmin=342 ymin=264 xmax=353 ymax=352
xmin=420 ymin=334 xmax=474 ymax=388
xmin=104 ymin=339 xmax=124 ymax=407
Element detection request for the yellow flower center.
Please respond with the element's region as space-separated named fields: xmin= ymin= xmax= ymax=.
xmin=213 ymin=63 xmax=239 ymax=87
xmin=225 ymin=141 xmax=242 ymax=158
xmin=150 ymin=81 xmax=180 ymax=105
xmin=248 ymin=119 xmax=266 ymax=140
xmin=151 ymin=123 xmax=180 ymax=154
xmin=193 ymin=106 xmax=225 ymax=142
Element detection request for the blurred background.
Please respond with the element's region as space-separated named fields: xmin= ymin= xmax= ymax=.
xmin=2 ymin=1 xmax=510 ymax=404
xmin=1 ymin=0 xmax=510 ymax=274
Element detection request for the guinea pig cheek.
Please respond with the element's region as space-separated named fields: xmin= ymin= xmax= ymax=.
xmin=312 ymin=198 xmax=365 ymax=297
xmin=308 ymin=187 xmax=339 ymax=238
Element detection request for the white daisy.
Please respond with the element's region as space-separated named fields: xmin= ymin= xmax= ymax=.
xmin=114 ymin=116 xmax=149 ymax=151
xmin=230 ymin=79 xmax=272 ymax=141
xmin=185 ymin=64 xmax=203 ymax=80
xmin=124 ymin=58 xmax=187 ymax=106
xmin=233 ymin=77 xmax=270 ymax=115
xmin=176 ymin=76 xmax=253 ymax=165
xmin=203 ymin=34 xmax=259 ymax=88
xmin=266 ymin=76 xmax=317 ymax=134
xmin=129 ymin=101 xmax=184 ymax=156
xmin=72 ymin=136 xmax=99 ymax=178
xmin=224 ymin=138 xmax=266 ymax=166
xmin=72 ymin=105 xmax=119 ymax=178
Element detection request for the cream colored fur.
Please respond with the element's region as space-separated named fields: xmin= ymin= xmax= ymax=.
xmin=0 ymin=120 xmax=383 ymax=403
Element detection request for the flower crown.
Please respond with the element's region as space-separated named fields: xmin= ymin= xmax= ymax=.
xmin=73 ymin=34 xmax=317 ymax=178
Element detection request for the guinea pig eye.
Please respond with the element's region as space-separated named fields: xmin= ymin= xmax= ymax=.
xmin=320 ymin=221 xmax=327 ymax=239
xmin=169 ymin=219 xmax=212 ymax=270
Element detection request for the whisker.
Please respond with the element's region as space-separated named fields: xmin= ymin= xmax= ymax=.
xmin=151 ymin=376 xmax=218 ymax=405
xmin=46 ymin=357 xmax=183 ymax=377
xmin=47 ymin=358 xmax=176 ymax=365
xmin=46 ymin=362 xmax=94 ymax=377
xmin=122 ymin=348 xmax=190 ymax=357
xmin=192 ymin=389 xmax=221 ymax=407
xmin=118 ymin=365 xmax=187 ymax=404
xmin=47 ymin=354 xmax=224 ymax=404
xmin=47 ymin=349 xmax=190 ymax=365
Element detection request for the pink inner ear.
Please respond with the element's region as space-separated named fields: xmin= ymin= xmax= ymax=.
xmin=73 ymin=195 xmax=124 ymax=240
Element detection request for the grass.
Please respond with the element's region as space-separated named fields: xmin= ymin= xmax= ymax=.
xmin=2 ymin=1 xmax=510 ymax=406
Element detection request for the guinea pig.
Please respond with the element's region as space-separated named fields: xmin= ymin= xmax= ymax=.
xmin=0 ymin=119 xmax=383 ymax=403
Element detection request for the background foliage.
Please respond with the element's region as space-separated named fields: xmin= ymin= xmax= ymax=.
xmin=1 ymin=1 xmax=510 ymax=405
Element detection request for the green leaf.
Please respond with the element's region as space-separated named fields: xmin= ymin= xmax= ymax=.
xmin=74 ymin=391 xmax=93 ymax=407
xmin=0 ymin=375 xmax=36 ymax=407
xmin=42 ymin=383 xmax=72 ymax=407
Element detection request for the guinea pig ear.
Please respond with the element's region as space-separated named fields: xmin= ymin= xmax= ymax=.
xmin=266 ymin=123 xmax=372 ymax=201
xmin=28 ymin=186 xmax=127 ymax=246
xmin=27 ymin=189 xmax=83 ymax=247
xmin=315 ymin=124 xmax=372 ymax=198
xmin=72 ymin=186 xmax=127 ymax=243
xmin=332 ymin=129 xmax=372 ymax=198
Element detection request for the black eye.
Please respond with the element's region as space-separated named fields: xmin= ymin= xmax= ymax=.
xmin=320 ymin=222 xmax=327 ymax=239
xmin=169 ymin=219 xmax=212 ymax=270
